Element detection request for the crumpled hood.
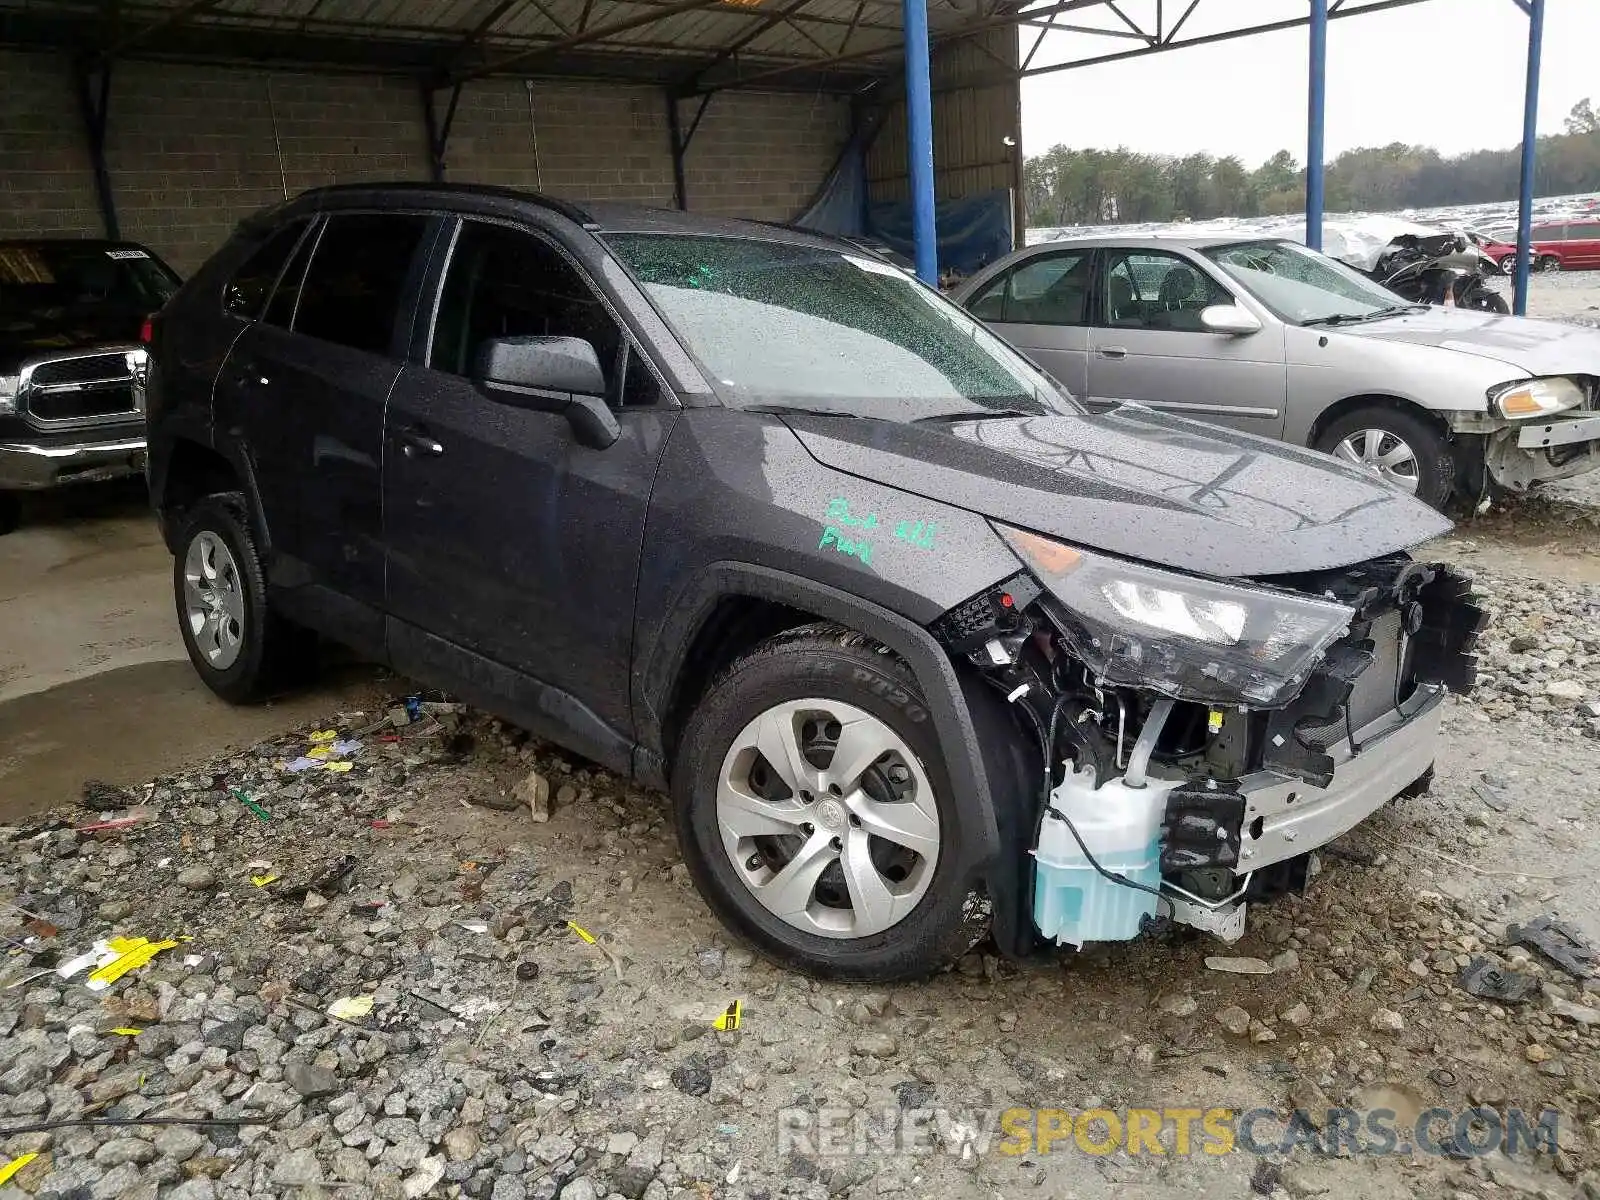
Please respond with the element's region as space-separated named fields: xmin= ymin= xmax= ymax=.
xmin=784 ymin=406 xmax=1451 ymax=578
xmin=1342 ymin=307 xmax=1600 ymax=377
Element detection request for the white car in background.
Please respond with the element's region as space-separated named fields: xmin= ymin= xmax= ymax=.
xmin=954 ymin=233 xmax=1600 ymax=509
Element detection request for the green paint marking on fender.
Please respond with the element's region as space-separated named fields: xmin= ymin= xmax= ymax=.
xmin=826 ymin=496 xmax=879 ymax=530
xmin=893 ymin=519 xmax=938 ymax=550
xmin=819 ymin=524 xmax=873 ymax=564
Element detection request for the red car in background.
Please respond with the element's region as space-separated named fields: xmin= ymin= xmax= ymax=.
xmin=1481 ymin=218 xmax=1600 ymax=272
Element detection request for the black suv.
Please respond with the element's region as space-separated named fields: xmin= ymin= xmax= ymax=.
xmin=147 ymin=184 xmax=1482 ymax=980
xmin=1 ymin=239 xmax=179 ymax=533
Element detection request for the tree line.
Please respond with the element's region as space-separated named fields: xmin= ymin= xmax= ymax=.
xmin=1024 ymin=99 xmax=1600 ymax=226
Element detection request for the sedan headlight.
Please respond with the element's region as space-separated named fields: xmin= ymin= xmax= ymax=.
xmin=1492 ymin=377 xmax=1584 ymax=419
xmin=0 ymin=375 xmax=16 ymax=416
xmin=998 ymin=525 xmax=1354 ymax=707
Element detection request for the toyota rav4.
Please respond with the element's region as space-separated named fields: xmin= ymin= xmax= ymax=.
xmin=146 ymin=184 xmax=1484 ymax=980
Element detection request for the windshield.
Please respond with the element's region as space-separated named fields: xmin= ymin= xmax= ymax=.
xmin=605 ymin=233 xmax=1078 ymax=421
xmin=1202 ymin=239 xmax=1406 ymax=325
xmin=0 ymin=242 xmax=180 ymax=317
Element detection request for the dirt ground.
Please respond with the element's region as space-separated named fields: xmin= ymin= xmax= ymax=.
xmin=4 ymin=275 xmax=1600 ymax=1200
xmin=0 ymin=483 xmax=389 ymax=821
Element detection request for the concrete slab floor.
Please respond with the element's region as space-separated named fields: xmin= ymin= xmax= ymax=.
xmin=0 ymin=483 xmax=386 ymax=821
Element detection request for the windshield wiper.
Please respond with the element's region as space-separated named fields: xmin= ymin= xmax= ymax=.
xmin=915 ymin=408 xmax=1036 ymax=424
xmin=1302 ymin=304 xmax=1426 ymax=328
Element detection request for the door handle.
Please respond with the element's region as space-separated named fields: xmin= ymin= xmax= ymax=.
xmin=1097 ymin=346 xmax=1128 ymax=360
xmin=399 ymin=428 xmax=444 ymax=458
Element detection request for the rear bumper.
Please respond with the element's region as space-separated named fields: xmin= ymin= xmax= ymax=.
xmin=1235 ymin=683 xmax=1445 ymax=871
xmin=0 ymin=437 xmax=147 ymax=490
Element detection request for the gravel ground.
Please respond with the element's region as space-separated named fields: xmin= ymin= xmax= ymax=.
xmin=5 ymin=515 xmax=1600 ymax=1200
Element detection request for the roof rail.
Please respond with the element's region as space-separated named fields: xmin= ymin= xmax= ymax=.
xmin=255 ymin=181 xmax=597 ymax=229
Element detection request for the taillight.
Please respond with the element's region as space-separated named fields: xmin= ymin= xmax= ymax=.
xmin=139 ymin=316 xmax=153 ymax=344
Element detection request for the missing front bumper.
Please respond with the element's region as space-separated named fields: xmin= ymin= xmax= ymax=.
xmin=1236 ymin=684 xmax=1443 ymax=872
xmin=1485 ymin=422 xmax=1600 ymax=491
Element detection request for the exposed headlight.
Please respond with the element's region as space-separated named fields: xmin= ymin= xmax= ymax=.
xmin=0 ymin=375 xmax=16 ymax=416
xmin=998 ymin=525 xmax=1354 ymax=707
xmin=1492 ymin=376 xmax=1584 ymax=419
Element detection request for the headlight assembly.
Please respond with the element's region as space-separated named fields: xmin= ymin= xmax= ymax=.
xmin=1492 ymin=377 xmax=1584 ymax=419
xmin=998 ymin=525 xmax=1354 ymax=707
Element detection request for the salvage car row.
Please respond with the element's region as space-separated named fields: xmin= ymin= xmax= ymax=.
xmin=1 ymin=183 xmax=1584 ymax=983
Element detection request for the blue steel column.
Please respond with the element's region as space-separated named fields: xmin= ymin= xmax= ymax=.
xmin=1513 ymin=0 xmax=1546 ymax=316
xmin=903 ymin=0 xmax=938 ymax=285
xmin=1305 ymin=0 xmax=1327 ymax=252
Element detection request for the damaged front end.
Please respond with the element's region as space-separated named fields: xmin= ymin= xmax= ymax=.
xmin=933 ymin=527 xmax=1486 ymax=952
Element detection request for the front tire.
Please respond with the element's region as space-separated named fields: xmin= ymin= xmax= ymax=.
xmin=1316 ymin=406 xmax=1455 ymax=511
xmin=1540 ymin=255 xmax=1562 ymax=273
xmin=672 ymin=624 xmax=985 ymax=981
xmin=172 ymin=494 xmax=306 ymax=703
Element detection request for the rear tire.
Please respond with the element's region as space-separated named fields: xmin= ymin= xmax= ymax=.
xmin=172 ymin=494 xmax=310 ymax=703
xmin=672 ymin=623 xmax=986 ymax=981
xmin=1499 ymin=256 xmax=1518 ymax=275
xmin=1316 ymin=406 xmax=1455 ymax=511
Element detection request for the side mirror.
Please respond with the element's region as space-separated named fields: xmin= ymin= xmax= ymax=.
xmin=472 ymin=335 xmax=621 ymax=450
xmin=1199 ymin=304 xmax=1263 ymax=336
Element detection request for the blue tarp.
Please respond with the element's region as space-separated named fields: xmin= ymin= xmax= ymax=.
xmin=793 ymin=141 xmax=869 ymax=239
xmin=793 ymin=142 xmax=1014 ymax=277
xmin=866 ymin=190 xmax=1014 ymax=277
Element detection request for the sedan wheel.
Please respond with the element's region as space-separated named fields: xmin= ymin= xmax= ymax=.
xmin=716 ymin=698 xmax=940 ymax=940
xmin=1540 ymin=256 xmax=1562 ymax=273
xmin=182 ymin=529 xmax=247 ymax=669
xmin=1333 ymin=428 xmax=1421 ymax=494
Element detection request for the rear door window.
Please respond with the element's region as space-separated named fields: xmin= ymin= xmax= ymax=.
xmin=292 ymin=214 xmax=430 ymax=355
xmin=967 ymin=251 xmax=1092 ymax=326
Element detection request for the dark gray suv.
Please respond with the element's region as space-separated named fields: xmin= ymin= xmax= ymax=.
xmin=145 ymin=184 xmax=1483 ymax=980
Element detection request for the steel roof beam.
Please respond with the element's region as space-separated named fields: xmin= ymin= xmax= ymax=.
xmin=460 ymin=0 xmax=743 ymax=83
xmin=1019 ymin=0 xmax=1436 ymax=77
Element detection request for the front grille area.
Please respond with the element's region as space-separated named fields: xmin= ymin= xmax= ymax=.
xmin=21 ymin=352 xmax=139 ymax=425
xmin=28 ymin=354 xmax=128 ymax=388
xmin=28 ymin=383 xmax=136 ymax=422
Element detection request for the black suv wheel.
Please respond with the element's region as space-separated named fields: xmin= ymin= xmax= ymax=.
xmin=673 ymin=624 xmax=984 ymax=981
xmin=173 ymin=494 xmax=307 ymax=702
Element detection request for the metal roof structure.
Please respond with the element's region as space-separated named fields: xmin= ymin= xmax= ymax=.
xmin=0 ymin=0 xmax=1552 ymax=310
xmin=0 ymin=0 xmax=1042 ymax=94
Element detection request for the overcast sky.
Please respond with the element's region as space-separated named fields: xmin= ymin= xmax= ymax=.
xmin=1019 ymin=0 xmax=1599 ymax=167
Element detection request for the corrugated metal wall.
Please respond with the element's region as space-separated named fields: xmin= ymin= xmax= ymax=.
xmin=866 ymin=25 xmax=1020 ymax=232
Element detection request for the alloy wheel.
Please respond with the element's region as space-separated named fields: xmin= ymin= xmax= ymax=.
xmin=1334 ymin=428 xmax=1421 ymax=494
xmin=716 ymin=698 xmax=941 ymax=940
xmin=182 ymin=530 xmax=246 ymax=669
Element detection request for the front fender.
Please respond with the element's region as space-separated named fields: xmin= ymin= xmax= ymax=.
xmin=637 ymin=561 xmax=1044 ymax=956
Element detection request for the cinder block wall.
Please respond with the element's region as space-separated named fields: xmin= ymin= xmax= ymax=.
xmin=0 ymin=50 xmax=849 ymax=272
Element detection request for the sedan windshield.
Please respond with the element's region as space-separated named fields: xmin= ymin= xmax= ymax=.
xmin=605 ymin=233 xmax=1078 ymax=421
xmin=1203 ymin=239 xmax=1409 ymax=326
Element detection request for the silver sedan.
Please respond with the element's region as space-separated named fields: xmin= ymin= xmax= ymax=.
xmin=953 ymin=234 xmax=1600 ymax=509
